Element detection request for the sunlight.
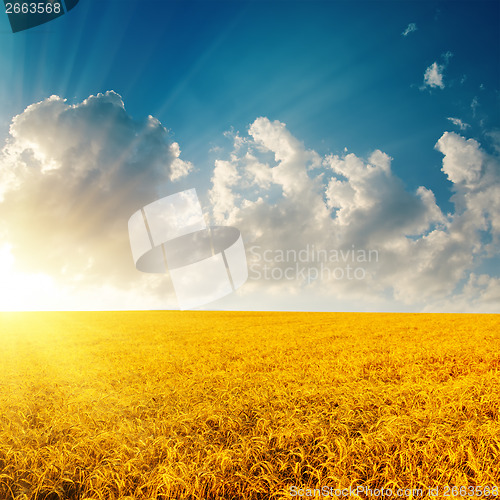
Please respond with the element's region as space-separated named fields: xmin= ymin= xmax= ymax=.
xmin=0 ymin=243 xmax=57 ymax=311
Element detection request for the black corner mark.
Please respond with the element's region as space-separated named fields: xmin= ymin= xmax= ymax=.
xmin=63 ymin=0 xmax=78 ymax=12
xmin=4 ymin=0 xmax=80 ymax=33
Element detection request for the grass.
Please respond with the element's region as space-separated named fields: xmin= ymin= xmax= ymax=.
xmin=0 ymin=311 xmax=499 ymax=499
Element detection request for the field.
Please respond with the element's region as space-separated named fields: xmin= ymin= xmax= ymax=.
xmin=0 ymin=311 xmax=499 ymax=500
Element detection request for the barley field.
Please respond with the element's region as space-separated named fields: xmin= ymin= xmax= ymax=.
xmin=0 ymin=311 xmax=499 ymax=500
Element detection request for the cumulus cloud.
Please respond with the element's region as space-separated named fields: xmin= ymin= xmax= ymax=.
xmin=436 ymin=131 xmax=500 ymax=237
xmin=421 ymin=52 xmax=452 ymax=90
xmin=0 ymin=91 xmax=190 ymax=300
xmin=377 ymin=131 xmax=500 ymax=304
xmin=436 ymin=132 xmax=483 ymax=185
xmin=446 ymin=117 xmax=470 ymax=131
xmin=208 ymin=119 xmax=500 ymax=311
xmin=402 ymin=23 xmax=417 ymax=36
xmin=423 ymin=62 xmax=445 ymax=89
xmin=2 ymin=92 xmax=499 ymax=312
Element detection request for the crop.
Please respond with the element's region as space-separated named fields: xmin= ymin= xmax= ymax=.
xmin=0 ymin=311 xmax=499 ymax=499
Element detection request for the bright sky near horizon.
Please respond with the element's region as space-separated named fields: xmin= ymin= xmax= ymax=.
xmin=0 ymin=0 xmax=499 ymax=312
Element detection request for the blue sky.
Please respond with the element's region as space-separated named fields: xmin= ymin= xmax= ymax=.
xmin=2 ymin=1 xmax=498 ymax=174
xmin=0 ymin=0 xmax=499 ymax=311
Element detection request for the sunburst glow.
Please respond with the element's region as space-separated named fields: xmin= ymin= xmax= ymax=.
xmin=0 ymin=244 xmax=57 ymax=311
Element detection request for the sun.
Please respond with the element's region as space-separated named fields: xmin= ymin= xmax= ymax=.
xmin=0 ymin=243 xmax=56 ymax=311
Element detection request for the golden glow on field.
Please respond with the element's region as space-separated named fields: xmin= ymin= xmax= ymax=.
xmin=0 ymin=311 xmax=499 ymax=498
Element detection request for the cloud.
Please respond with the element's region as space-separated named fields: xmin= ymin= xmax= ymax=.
xmin=442 ymin=51 xmax=453 ymax=64
xmin=402 ymin=23 xmax=417 ymax=36
xmin=391 ymin=132 xmax=500 ymax=305
xmin=423 ymin=62 xmax=445 ymax=89
xmin=435 ymin=131 xmax=500 ymax=237
xmin=2 ymin=93 xmax=499 ymax=312
xmin=208 ymin=119 xmax=500 ymax=311
xmin=423 ymin=274 xmax=500 ymax=313
xmin=436 ymin=132 xmax=483 ymax=185
xmin=421 ymin=52 xmax=453 ymax=90
xmin=446 ymin=117 xmax=470 ymax=131
xmin=486 ymin=130 xmax=500 ymax=155
xmin=471 ymin=96 xmax=479 ymax=117
xmin=324 ymin=150 xmax=444 ymax=247
xmin=0 ymin=92 xmax=190 ymax=301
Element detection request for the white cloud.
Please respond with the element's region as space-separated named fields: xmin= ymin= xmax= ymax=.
xmin=324 ymin=150 xmax=443 ymax=247
xmin=436 ymin=131 xmax=500 ymax=237
xmin=169 ymin=141 xmax=194 ymax=181
xmin=0 ymin=92 xmax=190 ymax=303
xmin=243 ymin=154 xmax=273 ymax=190
xmin=471 ymin=96 xmax=479 ymax=117
xmin=423 ymin=274 xmax=500 ymax=313
xmin=436 ymin=132 xmax=482 ymax=185
xmin=402 ymin=23 xmax=417 ymax=36
xmin=446 ymin=117 xmax=470 ymax=131
xmin=486 ymin=130 xmax=500 ymax=155
xmin=208 ymin=119 xmax=500 ymax=311
xmin=2 ymin=93 xmax=499 ymax=312
xmin=209 ymin=158 xmax=241 ymax=224
xmin=423 ymin=62 xmax=445 ymax=89
xmin=421 ymin=52 xmax=453 ymax=90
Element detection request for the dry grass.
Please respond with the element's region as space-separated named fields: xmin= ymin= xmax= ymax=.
xmin=0 ymin=311 xmax=499 ymax=499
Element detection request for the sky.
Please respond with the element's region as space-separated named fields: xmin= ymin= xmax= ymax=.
xmin=0 ymin=0 xmax=499 ymax=312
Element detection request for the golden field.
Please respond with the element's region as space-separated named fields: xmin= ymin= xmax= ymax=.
xmin=0 ymin=311 xmax=499 ymax=500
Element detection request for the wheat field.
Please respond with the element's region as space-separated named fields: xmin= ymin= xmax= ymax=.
xmin=0 ymin=311 xmax=499 ymax=499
